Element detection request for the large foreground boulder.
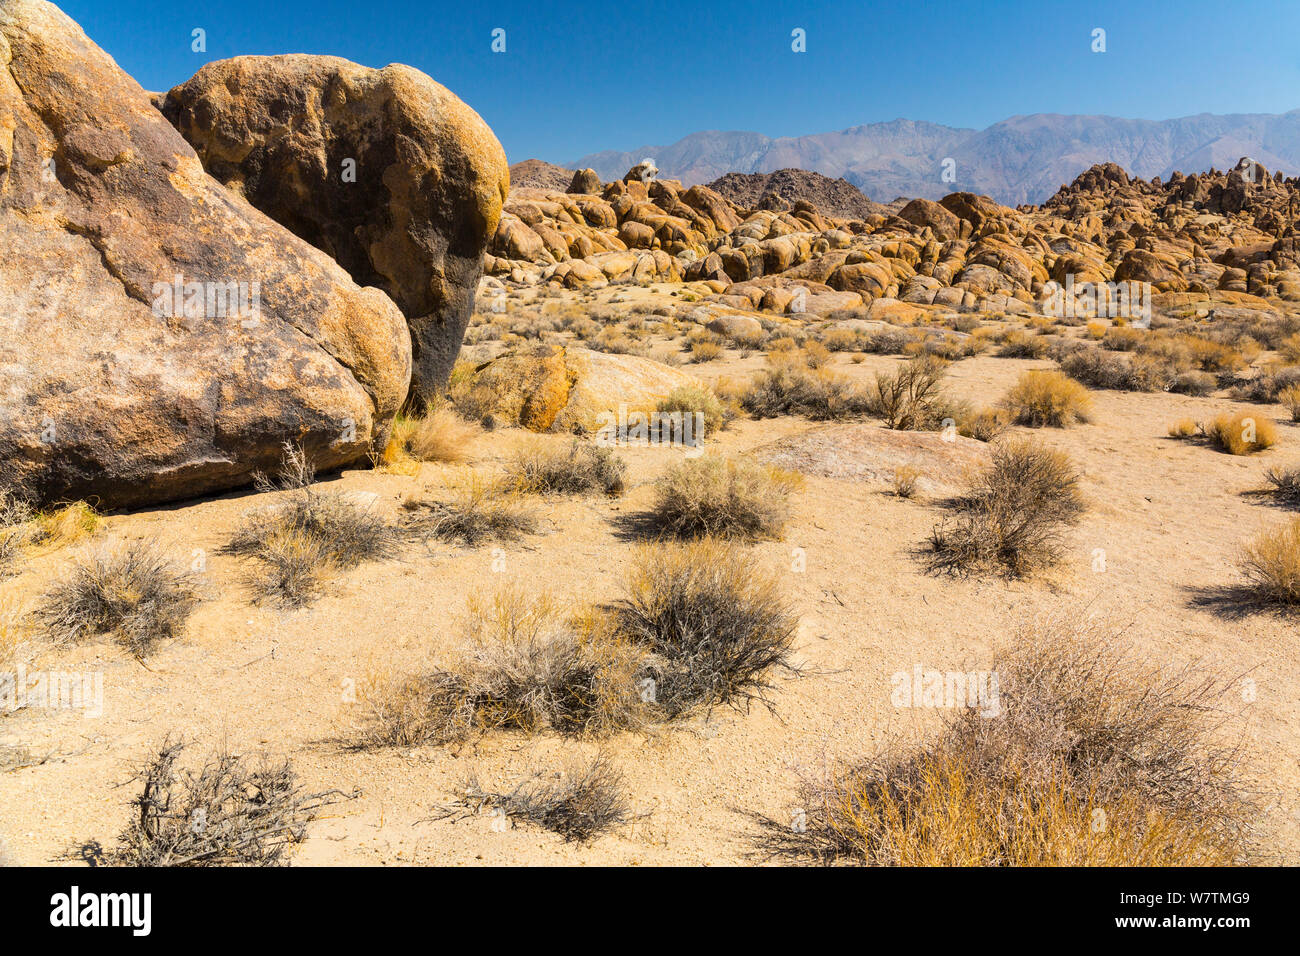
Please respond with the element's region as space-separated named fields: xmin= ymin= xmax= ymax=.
xmin=0 ymin=0 xmax=412 ymax=507
xmin=161 ymin=54 xmax=509 ymax=404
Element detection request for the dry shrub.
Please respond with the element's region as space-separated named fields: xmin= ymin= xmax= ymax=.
xmin=612 ymin=539 xmax=799 ymax=716
xmin=224 ymin=444 xmax=400 ymax=605
xmin=1239 ymin=517 xmax=1300 ymax=604
xmin=402 ymin=480 xmax=537 ymax=547
xmin=892 ymin=465 xmax=921 ymax=498
xmin=357 ymin=590 xmax=647 ymax=747
xmin=1002 ymin=370 xmax=1093 ymax=427
xmin=655 ymin=384 xmax=730 ymax=439
xmin=690 ymin=340 xmax=724 ymax=363
xmin=1168 ymin=418 xmax=1197 ymax=438
xmin=802 ymin=340 xmax=831 ymax=368
xmin=396 ymin=407 xmax=482 ymax=463
xmin=870 ymin=355 xmax=956 ymax=430
xmin=929 ymin=439 xmax=1085 ymax=577
xmin=957 ymin=407 xmax=1012 ymax=442
xmin=1170 ymin=370 xmax=1217 ymax=396
xmin=787 ymin=618 xmax=1254 ymax=865
xmin=1263 ymin=464 xmax=1300 ymax=506
xmin=505 ymin=440 xmax=626 ymax=496
xmin=1059 ymin=348 xmax=1170 ymax=391
xmin=644 ymin=455 xmax=799 ymax=540
xmin=35 ymin=540 xmax=202 ymax=657
xmin=0 ymin=490 xmax=35 ymax=577
xmin=443 ymin=753 xmax=633 ymax=843
xmin=995 ymin=329 xmax=1049 ymax=358
xmin=1279 ymin=384 xmax=1300 ymax=422
xmin=741 ymin=364 xmax=873 ymax=420
xmin=1203 ymin=413 xmax=1277 ymax=455
xmin=102 ymin=737 xmax=341 ymax=866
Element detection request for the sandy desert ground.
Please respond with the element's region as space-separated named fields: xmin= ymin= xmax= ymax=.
xmin=2 ymin=282 xmax=1299 ymax=867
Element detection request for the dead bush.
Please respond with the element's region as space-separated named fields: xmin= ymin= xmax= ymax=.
xmin=741 ymin=364 xmax=873 ymax=420
xmin=929 ymin=439 xmax=1085 ymax=577
xmin=870 ymin=356 xmax=956 ymax=430
xmin=611 ymin=539 xmax=799 ymax=716
xmin=100 ymin=737 xmax=342 ymax=866
xmin=35 ymin=540 xmax=202 ymax=657
xmin=402 ymin=480 xmax=537 ymax=547
xmin=440 ymin=753 xmax=633 ymax=843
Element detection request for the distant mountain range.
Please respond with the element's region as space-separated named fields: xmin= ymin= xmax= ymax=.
xmin=567 ymin=112 xmax=1300 ymax=206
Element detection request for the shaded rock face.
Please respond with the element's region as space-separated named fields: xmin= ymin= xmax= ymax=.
xmin=0 ymin=0 xmax=412 ymax=508
xmin=161 ymin=54 xmax=509 ymax=404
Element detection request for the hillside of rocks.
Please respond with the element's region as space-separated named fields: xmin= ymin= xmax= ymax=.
xmin=488 ymin=156 xmax=1300 ymax=317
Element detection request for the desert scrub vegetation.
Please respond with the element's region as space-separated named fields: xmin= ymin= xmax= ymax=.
xmin=928 ymin=438 xmax=1086 ymax=577
xmin=779 ymin=618 xmax=1255 ymax=865
xmin=95 ymin=737 xmax=342 ymax=866
xmin=223 ymin=443 xmax=401 ymax=607
xmin=402 ymin=479 xmax=537 ymax=548
xmin=504 ymin=440 xmax=626 ymax=496
xmin=356 ymin=589 xmax=648 ymax=747
xmin=1201 ymin=413 xmax=1278 ymax=455
xmin=438 ymin=753 xmax=634 ymax=843
xmin=1262 ymin=464 xmax=1300 ymax=507
xmin=0 ymin=490 xmax=34 ymax=576
xmin=1001 ymin=370 xmax=1093 ymax=427
xmin=383 ymin=407 xmax=482 ymax=465
xmin=35 ymin=540 xmax=202 ymax=658
xmin=641 ymin=455 xmax=800 ymax=540
xmin=869 ymin=355 xmax=964 ymax=431
xmin=741 ymin=362 xmax=873 ymax=420
xmin=611 ymin=538 xmax=799 ymax=716
xmin=1238 ymin=517 xmax=1300 ymax=605
xmin=654 ymin=383 xmax=732 ymax=441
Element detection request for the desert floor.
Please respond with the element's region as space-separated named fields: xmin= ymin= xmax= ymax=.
xmin=3 ymin=289 xmax=1299 ymax=866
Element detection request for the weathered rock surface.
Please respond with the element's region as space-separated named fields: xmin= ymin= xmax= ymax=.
xmin=0 ymin=0 xmax=412 ymax=507
xmin=161 ymin=54 xmax=508 ymax=403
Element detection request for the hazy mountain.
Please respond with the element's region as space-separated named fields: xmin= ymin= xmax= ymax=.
xmin=569 ymin=111 xmax=1300 ymax=206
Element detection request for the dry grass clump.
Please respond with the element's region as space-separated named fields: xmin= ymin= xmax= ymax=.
xmin=784 ymin=618 xmax=1255 ymax=865
xmin=388 ymin=407 xmax=482 ymax=464
xmin=892 ymin=465 xmax=921 ymax=498
xmin=504 ymin=440 xmax=627 ymax=496
xmin=611 ymin=539 xmax=799 ymax=716
xmin=35 ymin=540 xmax=202 ymax=658
xmin=0 ymin=491 xmax=35 ymax=577
xmin=869 ymin=355 xmax=961 ymax=430
xmin=1239 ymin=517 xmax=1300 ymax=604
xmin=741 ymin=364 xmax=873 ymax=420
xmin=402 ymin=480 xmax=537 ymax=547
xmin=1001 ymin=370 xmax=1093 ymax=427
xmin=1168 ymin=418 xmax=1197 ymax=438
xmin=1202 ymin=413 xmax=1277 ymax=455
xmin=442 ymin=753 xmax=633 ymax=843
xmin=656 ymin=384 xmax=731 ymax=440
xmin=956 ymin=406 xmax=1012 ymax=442
xmin=929 ymin=439 xmax=1086 ymax=577
xmin=100 ymin=737 xmax=341 ymax=866
xmin=1058 ymin=347 xmax=1170 ymax=391
xmin=1279 ymin=384 xmax=1300 ymax=422
xmin=224 ymin=444 xmax=400 ymax=606
xmin=33 ymin=501 xmax=101 ymax=546
xmin=642 ymin=455 xmax=799 ymax=540
xmin=357 ymin=590 xmax=647 ymax=747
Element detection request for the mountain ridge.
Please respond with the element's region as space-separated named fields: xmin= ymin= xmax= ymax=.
xmin=567 ymin=110 xmax=1300 ymax=206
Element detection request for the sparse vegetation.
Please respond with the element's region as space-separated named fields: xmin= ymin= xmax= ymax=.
xmin=1002 ymin=370 xmax=1093 ymax=427
xmin=780 ymin=618 xmax=1254 ymax=865
xmin=441 ymin=753 xmax=633 ymax=843
xmin=642 ymin=455 xmax=799 ymax=540
xmin=1240 ymin=517 xmax=1300 ymax=605
xmin=357 ymin=589 xmax=647 ymax=746
xmin=98 ymin=737 xmax=341 ymax=866
xmin=870 ymin=355 xmax=954 ymax=430
xmin=929 ymin=439 xmax=1086 ymax=577
xmin=1203 ymin=413 xmax=1277 ymax=456
xmin=741 ymin=364 xmax=873 ymax=420
xmin=224 ymin=444 xmax=400 ymax=606
xmin=35 ymin=540 xmax=202 ymax=657
xmin=403 ymin=480 xmax=537 ymax=547
xmin=505 ymin=440 xmax=627 ymax=496
xmin=611 ymin=539 xmax=799 ymax=716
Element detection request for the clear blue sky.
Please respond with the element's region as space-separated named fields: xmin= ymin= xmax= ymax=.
xmin=60 ymin=0 xmax=1300 ymax=164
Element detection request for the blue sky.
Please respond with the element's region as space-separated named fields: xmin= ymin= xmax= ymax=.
xmin=61 ymin=0 xmax=1300 ymax=164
